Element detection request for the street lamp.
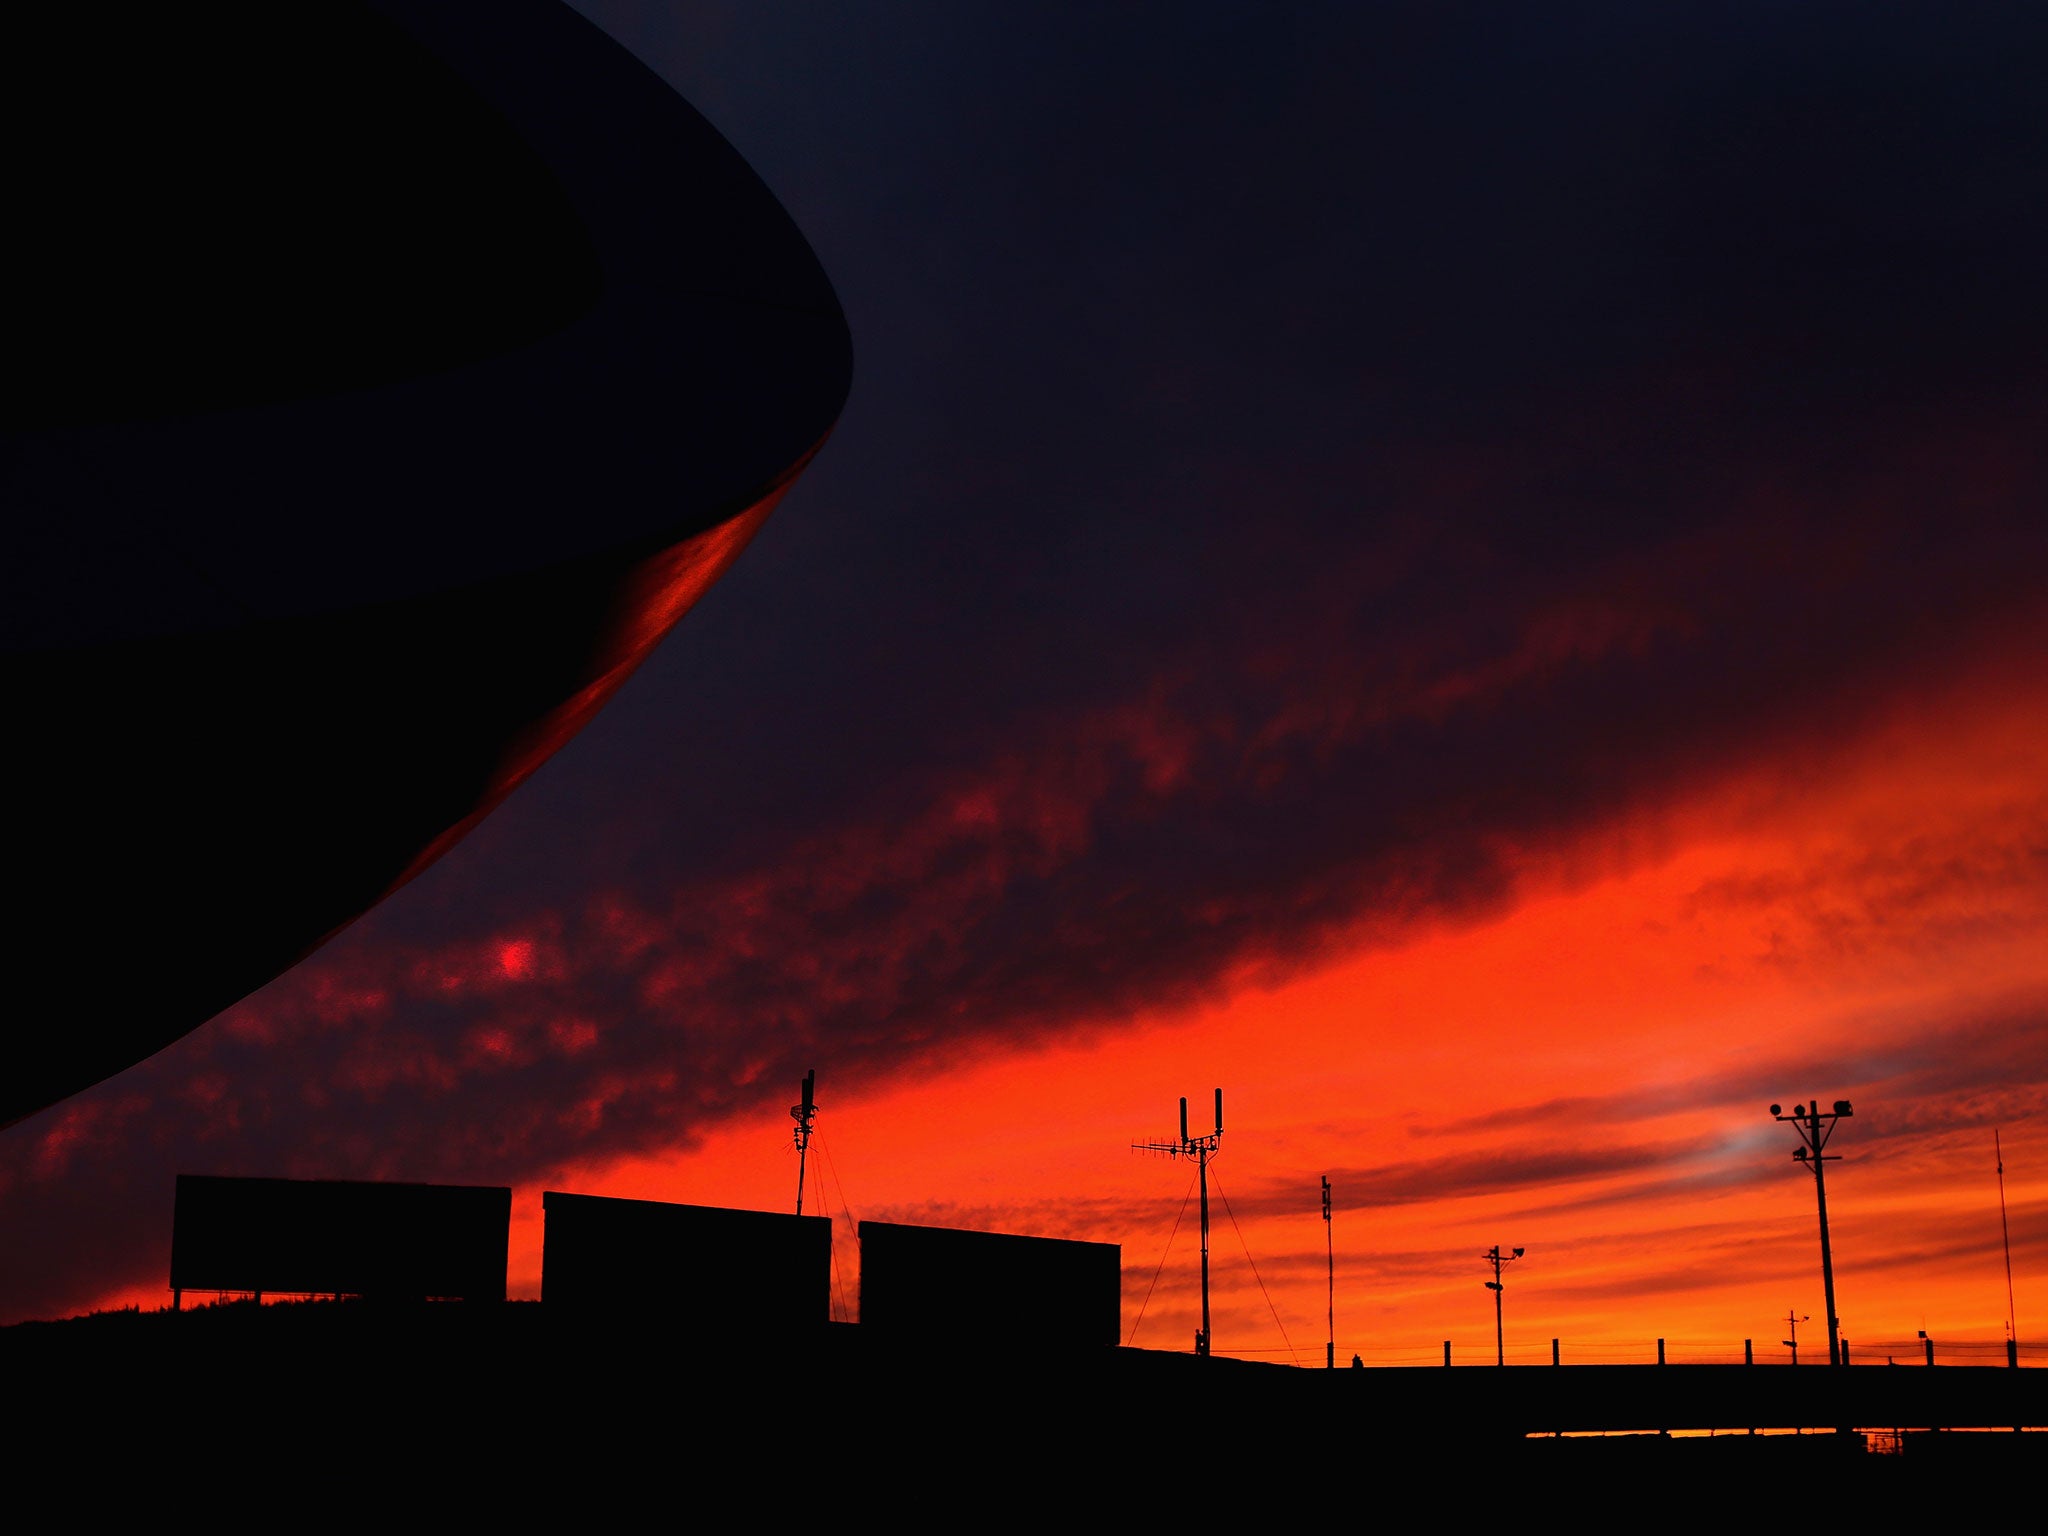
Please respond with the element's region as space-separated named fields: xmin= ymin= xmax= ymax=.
xmin=1783 ymin=1309 xmax=1809 ymax=1365
xmin=1483 ymin=1244 xmax=1524 ymax=1366
xmin=1769 ymin=1099 xmax=1853 ymax=1366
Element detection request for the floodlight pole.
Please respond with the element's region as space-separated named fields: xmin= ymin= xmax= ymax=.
xmin=790 ymin=1069 xmax=818 ymax=1216
xmin=1136 ymin=1089 xmax=1224 ymax=1356
xmin=1483 ymin=1244 xmax=1522 ymax=1366
xmin=1770 ymin=1098 xmax=1852 ymax=1366
xmin=1783 ymin=1308 xmax=1809 ymax=1366
xmin=1323 ymin=1174 xmax=1334 ymax=1370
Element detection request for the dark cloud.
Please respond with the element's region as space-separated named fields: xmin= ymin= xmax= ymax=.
xmin=8 ymin=2 xmax=2048 ymax=1321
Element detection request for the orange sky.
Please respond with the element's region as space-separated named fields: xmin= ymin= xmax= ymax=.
xmin=63 ymin=620 xmax=2048 ymax=1363
xmin=474 ymin=647 xmax=2047 ymax=1366
xmin=18 ymin=6 xmax=2048 ymax=1359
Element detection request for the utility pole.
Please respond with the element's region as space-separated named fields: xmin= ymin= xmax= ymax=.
xmin=1783 ymin=1309 xmax=1809 ymax=1366
xmin=1997 ymin=1128 xmax=2019 ymax=1361
xmin=1770 ymin=1099 xmax=1853 ymax=1365
xmin=1323 ymin=1175 xmax=1334 ymax=1370
xmin=790 ymin=1069 xmax=817 ymax=1216
xmin=1483 ymin=1244 xmax=1523 ymax=1366
xmin=1136 ymin=1089 xmax=1223 ymax=1356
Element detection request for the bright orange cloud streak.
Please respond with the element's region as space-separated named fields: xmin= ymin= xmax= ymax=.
xmin=541 ymin=650 xmax=2048 ymax=1365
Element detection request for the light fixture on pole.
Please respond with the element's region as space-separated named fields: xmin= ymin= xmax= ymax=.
xmin=1322 ymin=1174 xmax=1334 ymax=1370
xmin=1483 ymin=1244 xmax=1523 ymax=1366
xmin=1769 ymin=1098 xmax=1853 ymax=1366
xmin=1783 ymin=1309 xmax=1809 ymax=1366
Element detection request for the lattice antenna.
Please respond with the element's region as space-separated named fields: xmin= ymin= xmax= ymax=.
xmin=791 ymin=1069 xmax=818 ymax=1216
xmin=1134 ymin=1088 xmax=1224 ymax=1355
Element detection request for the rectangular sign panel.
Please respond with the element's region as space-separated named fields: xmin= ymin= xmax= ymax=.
xmin=859 ymin=1221 xmax=1120 ymax=1346
xmin=541 ymin=1192 xmax=831 ymax=1326
xmin=169 ymin=1174 xmax=511 ymax=1301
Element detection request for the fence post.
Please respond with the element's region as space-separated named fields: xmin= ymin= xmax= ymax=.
xmin=1552 ymin=1337 xmax=1559 ymax=1366
xmin=1744 ymin=1338 xmax=1753 ymax=1365
xmin=1657 ymin=1337 xmax=1666 ymax=1365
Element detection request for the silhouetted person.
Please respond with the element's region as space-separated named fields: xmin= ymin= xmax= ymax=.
xmin=1351 ymin=1353 xmax=1363 ymax=1368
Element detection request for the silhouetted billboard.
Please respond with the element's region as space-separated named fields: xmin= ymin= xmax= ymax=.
xmin=170 ymin=1175 xmax=510 ymax=1300
xmin=859 ymin=1221 xmax=1120 ymax=1345
xmin=541 ymin=1193 xmax=831 ymax=1325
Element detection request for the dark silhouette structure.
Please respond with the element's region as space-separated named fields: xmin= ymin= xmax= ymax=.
xmin=1483 ymin=1243 xmax=1524 ymax=1366
xmin=169 ymin=1174 xmax=510 ymax=1303
xmin=858 ymin=1220 xmax=1121 ymax=1346
xmin=540 ymin=1192 xmax=830 ymax=1327
xmin=1134 ymin=1089 xmax=1223 ymax=1354
xmin=1772 ymin=1100 xmax=1853 ymax=1364
xmin=2 ymin=0 xmax=851 ymax=1129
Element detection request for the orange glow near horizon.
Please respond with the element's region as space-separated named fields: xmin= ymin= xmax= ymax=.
xmin=501 ymin=662 xmax=2048 ymax=1365
xmin=75 ymin=652 xmax=2048 ymax=1365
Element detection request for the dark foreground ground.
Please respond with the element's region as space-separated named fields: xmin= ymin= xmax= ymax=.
xmin=6 ymin=1302 xmax=2041 ymax=1515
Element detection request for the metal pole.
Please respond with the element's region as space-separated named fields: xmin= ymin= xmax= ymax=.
xmin=1197 ymin=1143 xmax=1212 ymax=1356
xmin=1494 ymin=1263 xmax=1504 ymax=1366
xmin=1998 ymin=1129 xmax=2019 ymax=1351
xmin=1134 ymin=1090 xmax=1223 ymax=1359
xmin=790 ymin=1069 xmax=817 ymax=1217
xmin=1809 ymin=1104 xmax=1843 ymax=1367
xmin=1323 ymin=1174 xmax=1334 ymax=1370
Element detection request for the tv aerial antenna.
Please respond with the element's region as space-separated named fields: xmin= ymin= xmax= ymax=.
xmin=1135 ymin=1089 xmax=1223 ymax=1356
xmin=791 ymin=1069 xmax=818 ymax=1216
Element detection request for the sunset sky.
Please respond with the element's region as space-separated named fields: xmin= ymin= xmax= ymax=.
xmin=4 ymin=2 xmax=2045 ymax=1363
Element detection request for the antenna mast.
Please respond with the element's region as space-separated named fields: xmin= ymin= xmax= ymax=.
xmin=1135 ymin=1089 xmax=1224 ymax=1356
xmin=790 ymin=1069 xmax=817 ymax=1216
xmin=1998 ymin=1128 xmax=2019 ymax=1354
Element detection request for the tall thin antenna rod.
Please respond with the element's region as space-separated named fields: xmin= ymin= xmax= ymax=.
xmin=1322 ymin=1174 xmax=1334 ymax=1370
xmin=790 ymin=1069 xmax=817 ymax=1216
xmin=1135 ymin=1088 xmax=1224 ymax=1356
xmin=1997 ymin=1128 xmax=2018 ymax=1347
